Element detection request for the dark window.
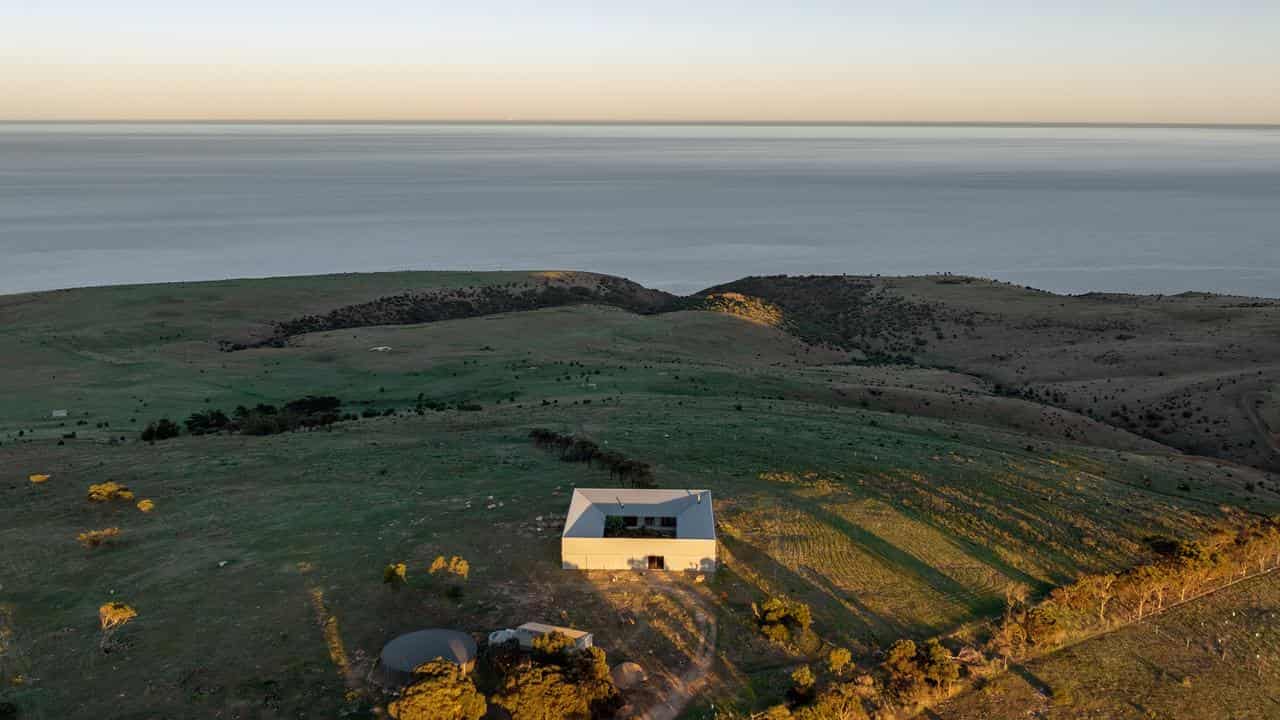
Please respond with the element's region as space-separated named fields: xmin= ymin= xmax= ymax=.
xmin=644 ymin=517 xmax=656 ymax=526
xmin=647 ymin=555 xmax=665 ymax=570
xmin=622 ymin=515 xmax=638 ymax=526
xmin=660 ymin=517 xmax=677 ymax=528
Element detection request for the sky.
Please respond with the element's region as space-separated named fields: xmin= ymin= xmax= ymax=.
xmin=3 ymin=1 xmax=1279 ymax=123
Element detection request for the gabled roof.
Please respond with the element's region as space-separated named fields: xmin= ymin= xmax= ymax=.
xmin=562 ymin=488 xmax=715 ymax=540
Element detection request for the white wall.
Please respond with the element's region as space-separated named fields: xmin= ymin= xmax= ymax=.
xmin=562 ymin=537 xmax=716 ymax=572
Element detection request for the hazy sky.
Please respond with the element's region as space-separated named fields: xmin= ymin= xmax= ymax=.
xmin=4 ymin=0 xmax=1279 ymax=122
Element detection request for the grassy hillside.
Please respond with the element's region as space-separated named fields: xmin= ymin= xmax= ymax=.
xmin=2 ymin=271 xmax=1278 ymax=718
xmin=935 ymin=571 xmax=1280 ymax=719
xmin=704 ymin=275 xmax=1280 ymax=471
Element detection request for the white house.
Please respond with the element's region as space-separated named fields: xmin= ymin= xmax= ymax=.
xmin=561 ymin=488 xmax=716 ymax=571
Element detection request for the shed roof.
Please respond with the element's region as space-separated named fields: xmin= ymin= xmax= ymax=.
xmin=562 ymin=488 xmax=715 ymax=540
xmin=518 ymin=622 xmax=592 ymax=639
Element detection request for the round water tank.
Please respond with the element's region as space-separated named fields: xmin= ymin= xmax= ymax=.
xmin=377 ymin=629 xmax=478 ymax=686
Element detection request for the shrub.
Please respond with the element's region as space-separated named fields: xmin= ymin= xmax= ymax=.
xmin=491 ymin=646 xmax=618 ymax=720
xmin=384 ymin=562 xmax=408 ymax=589
xmin=762 ymin=622 xmax=792 ymax=643
xmin=827 ymin=646 xmax=853 ymax=674
xmin=532 ymin=631 xmax=576 ymax=660
xmin=77 ymin=527 xmax=121 ymax=548
xmin=28 ymin=474 xmax=50 ymax=484
xmin=429 ymin=555 xmax=470 ymax=581
xmin=754 ymin=596 xmax=813 ymax=644
xmin=791 ymin=665 xmax=817 ymax=700
xmin=921 ymin=639 xmax=959 ymax=690
xmin=793 ymin=682 xmax=870 ymax=720
xmin=87 ymin=481 xmax=134 ymax=503
xmin=140 ymin=418 xmax=180 ymax=442
xmin=882 ymin=639 xmax=923 ymax=697
xmin=387 ymin=660 xmax=486 ymax=720
xmin=99 ymin=602 xmax=137 ymax=631
xmin=284 ymin=395 xmax=341 ymax=414
xmin=491 ymin=663 xmax=589 ymax=720
xmin=184 ymin=409 xmax=230 ymax=435
xmin=136 ymin=499 xmax=156 ymax=513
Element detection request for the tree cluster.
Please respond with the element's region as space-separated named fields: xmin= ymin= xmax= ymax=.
xmin=140 ymin=395 xmax=348 ymax=442
xmin=752 ymin=596 xmax=813 ymax=644
xmin=226 ymin=275 xmax=683 ymax=351
xmin=735 ymin=518 xmax=1280 ymax=719
xmin=990 ymin=517 xmax=1280 ymax=667
xmin=880 ymin=638 xmax=959 ymax=701
xmin=414 ymin=393 xmax=482 ymax=413
xmin=490 ymin=643 xmax=619 ymax=720
xmin=140 ymin=418 xmax=180 ymax=442
xmin=528 ymin=429 xmax=656 ymax=488
xmin=387 ymin=660 xmax=487 ymax=720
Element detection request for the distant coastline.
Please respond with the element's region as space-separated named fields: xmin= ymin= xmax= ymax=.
xmin=4 ymin=123 xmax=1277 ymax=299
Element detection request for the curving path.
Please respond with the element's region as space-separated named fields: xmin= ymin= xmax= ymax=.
xmin=630 ymin=575 xmax=719 ymax=720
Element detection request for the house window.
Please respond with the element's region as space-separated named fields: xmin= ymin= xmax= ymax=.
xmin=647 ymin=555 xmax=665 ymax=570
xmin=622 ymin=515 xmax=638 ymax=527
xmin=644 ymin=517 xmax=656 ymax=526
xmin=659 ymin=517 xmax=677 ymax=528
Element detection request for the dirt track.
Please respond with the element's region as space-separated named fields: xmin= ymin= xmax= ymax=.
xmin=630 ymin=576 xmax=718 ymax=720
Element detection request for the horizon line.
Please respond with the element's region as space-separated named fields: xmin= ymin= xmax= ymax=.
xmin=3 ymin=119 xmax=1279 ymax=130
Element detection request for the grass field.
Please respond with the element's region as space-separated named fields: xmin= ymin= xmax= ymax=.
xmin=2 ymin=271 xmax=1278 ymax=718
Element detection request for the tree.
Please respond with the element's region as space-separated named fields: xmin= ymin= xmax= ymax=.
xmin=532 ymin=631 xmax=576 ymax=661
xmin=827 ymin=646 xmax=853 ymax=675
xmin=1176 ymin=546 xmax=1214 ymax=602
xmin=491 ymin=664 xmax=589 ymax=720
xmin=1024 ymin=604 xmax=1067 ymax=648
xmin=1089 ymin=573 xmax=1117 ymax=627
xmin=184 ymin=409 xmax=230 ymax=435
xmin=387 ymin=660 xmax=486 ymax=720
xmin=141 ymin=418 xmax=180 ymax=442
xmin=754 ymin=597 xmax=813 ymax=644
xmin=790 ymin=665 xmax=817 ymax=702
xmin=793 ymin=682 xmax=870 ymax=720
xmin=1128 ymin=564 xmax=1168 ymax=620
xmin=921 ymin=639 xmax=959 ymax=691
xmin=882 ymin=639 xmax=923 ymax=697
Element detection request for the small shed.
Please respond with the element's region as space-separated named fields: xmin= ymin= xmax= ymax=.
xmin=513 ymin=622 xmax=594 ymax=651
xmin=376 ymin=629 xmax=478 ymax=686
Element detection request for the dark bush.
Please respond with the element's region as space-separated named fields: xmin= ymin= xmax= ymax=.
xmin=185 ymin=409 xmax=230 ymax=435
xmin=141 ymin=418 xmax=180 ymax=442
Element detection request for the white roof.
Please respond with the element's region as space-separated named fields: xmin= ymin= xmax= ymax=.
xmin=562 ymin=488 xmax=715 ymax=540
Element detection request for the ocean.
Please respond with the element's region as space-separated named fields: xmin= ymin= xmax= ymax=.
xmin=2 ymin=123 xmax=1278 ymax=297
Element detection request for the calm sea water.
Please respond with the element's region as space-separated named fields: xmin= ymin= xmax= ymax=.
xmin=2 ymin=123 xmax=1278 ymax=297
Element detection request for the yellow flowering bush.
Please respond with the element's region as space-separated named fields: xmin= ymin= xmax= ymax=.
xmin=77 ymin=527 xmax=121 ymax=548
xmin=429 ymin=555 xmax=470 ymax=580
xmin=87 ymin=481 xmax=134 ymax=503
xmin=136 ymin=498 xmax=156 ymax=513
xmin=99 ymin=602 xmax=137 ymax=631
xmin=29 ymin=474 xmax=50 ymax=484
xmin=384 ymin=562 xmax=408 ymax=587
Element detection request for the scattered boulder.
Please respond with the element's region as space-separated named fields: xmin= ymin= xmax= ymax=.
xmin=610 ymin=661 xmax=647 ymax=690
